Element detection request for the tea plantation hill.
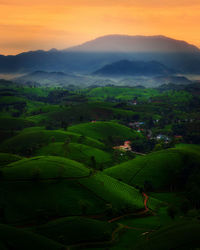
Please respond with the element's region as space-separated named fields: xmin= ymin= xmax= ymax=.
xmin=0 ymin=121 xmax=141 ymax=167
xmin=26 ymin=101 xmax=139 ymax=127
xmin=86 ymin=86 xmax=159 ymax=102
xmin=67 ymin=121 xmax=143 ymax=143
xmin=103 ymin=144 xmax=200 ymax=191
xmin=0 ymin=116 xmax=35 ymax=143
xmin=86 ymin=86 xmax=193 ymax=105
xmin=0 ymin=217 xmax=117 ymax=249
xmin=135 ymin=220 xmax=200 ymax=250
xmin=0 ymin=156 xmax=160 ymax=224
xmin=36 ymin=142 xmax=112 ymax=169
xmin=32 ymin=216 xmax=116 ymax=246
xmin=0 ymin=129 xmax=105 ymax=156
xmin=0 ymin=223 xmax=64 ymax=250
xmin=0 ymin=153 xmax=22 ymax=167
xmin=0 ymin=117 xmax=35 ymax=131
xmin=0 ymin=121 xmax=143 ymax=168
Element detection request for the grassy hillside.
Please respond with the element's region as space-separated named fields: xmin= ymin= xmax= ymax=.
xmin=27 ymin=101 xmax=136 ymax=126
xmin=32 ymin=216 xmax=116 ymax=245
xmin=0 ymin=156 xmax=159 ymax=224
xmin=79 ymin=172 xmax=145 ymax=210
xmin=103 ymin=145 xmax=200 ymax=190
xmin=0 ymin=224 xmax=64 ymax=250
xmin=1 ymin=156 xmax=90 ymax=180
xmin=0 ymin=153 xmax=22 ymax=167
xmin=68 ymin=121 xmax=143 ymax=143
xmin=36 ymin=142 xmax=112 ymax=168
xmin=0 ymin=96 xmax=27 ymax=105
xmin=135 ymin=220 xmax=200 ymax=250
xmin=0 ymin=129 xmax=105 ymax=156
xmin=87 ymin=87 xmax=159 ymax=101
xmin=0 ymin=117 xmax=35 ymax=131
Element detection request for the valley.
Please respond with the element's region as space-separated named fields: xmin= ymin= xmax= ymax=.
xmin=0 ymin=77 xmax=199 ymax=249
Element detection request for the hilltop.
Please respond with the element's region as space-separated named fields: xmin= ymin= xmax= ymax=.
xmin=94 ymin=59 xmax=175 ymax=76
xmin=67 ymin=34 xmax=200 ymax=53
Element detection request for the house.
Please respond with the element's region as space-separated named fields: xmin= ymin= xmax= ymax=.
xmin=113 ymin=141 xmax=132 ymax=151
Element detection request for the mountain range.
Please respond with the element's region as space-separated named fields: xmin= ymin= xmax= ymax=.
xmin=0 ymin=35 xmax=200 ymax=74
xmin=68 ymin=35 xmax=200 ymax=53
xmin=94 ymin=59 xmax=175 ymax=76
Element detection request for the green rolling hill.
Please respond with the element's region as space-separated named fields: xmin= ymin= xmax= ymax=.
xmin=68 ymin=121 xmax=143 ymax=144
xmin=0 ymin=156 xmax=160 ymax=224
xmin=103 ymin=145 xmax=200 ymax=191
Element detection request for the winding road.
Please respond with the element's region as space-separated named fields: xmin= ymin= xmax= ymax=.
xmin=67 ymin=192 xmax=150 ymax=249
xmin=108 ymin=192 xmax=149 ymax=223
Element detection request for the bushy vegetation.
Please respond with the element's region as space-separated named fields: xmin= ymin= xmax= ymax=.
xmin=0 ymin=129 xmax=105 ymax=156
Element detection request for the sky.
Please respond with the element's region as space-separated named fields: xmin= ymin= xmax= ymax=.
xmin=0 ymin=0 xmax=200 ymax=55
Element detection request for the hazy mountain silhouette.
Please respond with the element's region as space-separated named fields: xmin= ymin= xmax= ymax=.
xmin=94 ymin=59 xmax=175 ymax=76
xmin=0 ymin=35 xmax=200 ymax=74
xmin=67 ymin=35 xmax=200 ymax=53
xmin=14 ymin=71 xmax=82 ymax=86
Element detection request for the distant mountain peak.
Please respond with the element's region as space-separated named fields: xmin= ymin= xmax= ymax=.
xmin=66 ymin=34 xmax=200 ymax=53
xmin=94 ymin=59 xmax=175 ymax=76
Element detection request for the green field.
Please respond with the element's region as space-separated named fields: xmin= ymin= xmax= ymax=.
xmin=86 ymin=87 xmax=159 ymax=101
xmin=37 ymin=142 xmax=112 ymax=168
xmin=1 ymin=156 xmax=90 ymax=180
xmin=68 ymin=121 xmax=143 ymax=143
xmin=0 ymin=129 xmax=105 ymax=156
xmin=135 ymin=220 xmax=200 ymax=250
xmin=0 ymin=156 xmax=160 ymax=224
xmin=32 ymin=216 xmax=116 ymax=245
xmin=0 ymin=153 xmax=22 ymax=167
xmin=0 ymin=117 xmax=35 ymax=131
xmin=0 ymin=223 xmax=64 ymax=250
xmin=104 ymin=145 xmax=200 ymax=190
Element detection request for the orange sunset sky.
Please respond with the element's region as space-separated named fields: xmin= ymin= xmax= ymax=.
xmin=0 ymin=0 xmax=200 ymax=55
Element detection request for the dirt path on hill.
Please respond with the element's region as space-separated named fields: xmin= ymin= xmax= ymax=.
xmin=12 ymin=179 xmax=151 ymax=249
xmin=66 ymin=193 xmax=150 ymax=249
xmin=108 ymin=192 xmax=149 ymax=223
